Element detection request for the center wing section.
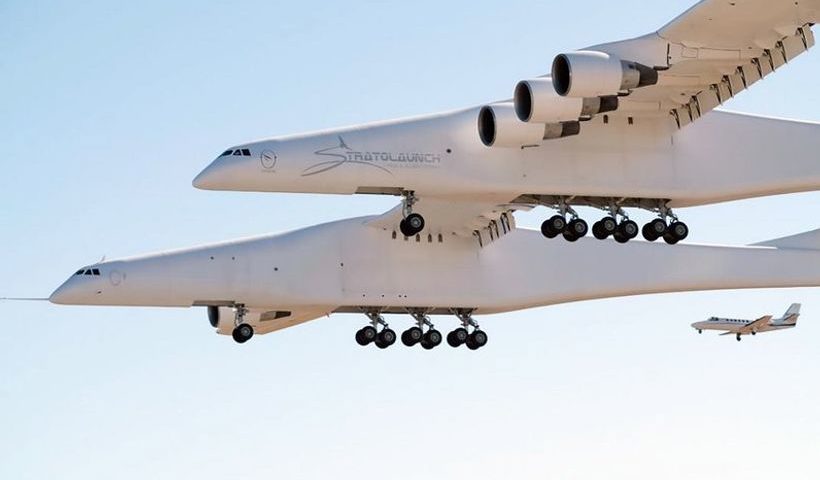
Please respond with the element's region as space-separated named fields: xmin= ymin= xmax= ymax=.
xmin=365 ymin=197 xmax=531 ymax=246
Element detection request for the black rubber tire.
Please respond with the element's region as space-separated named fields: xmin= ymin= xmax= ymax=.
xmin=645 ymin=218 xmax=667 ymax=241
xmin=642 ymin=223 xmax=659 ymax=242
xmin=399 ymin=219 xmax=414 ymax=237
xmin=567 ymin=218 xmax=588 ymax=238
xmin=470 ymin=330 xmax=488 ymax=348
xmin=424 ymin=329 xmax=443 ymax=348
xmin=600 ymin=217 xmax=617 ymax=237
xmin=233 ymin=324 xmax=254 ymax=344
xmin=541 ymin=219 xmax=558 ymax=239
xmin=359 ymin=326 xmax=377 ymax=345
xmin=663 ymin=232 xmax=679 ymax=245
xmin=375 ymin=338 xmax=390 ymax=349
xmin=378 ymin=328 xmax=397 ymax=347
xmin=405 ymin=213 xmax=425 ymax=235
xmin=698 ymin=329 xmax=702 ymax=334
xmin=542 ymin=215 xmax=566 ymax=238
xmin=401 ymin=327 xmax=423 ymax=346
xmin=618 ymin=220 xmax=639 ymax=239
xmin=592 ymin=221 xmax=607 ymax=240
xmin=669 ymin=221 xmax=689 ymax=242
xmin=447 ymin=328 xmax=469 ymax=347
xmin=736 ymin=334 xmax=741 ymax=342
xmin=562 ymin=230 xmax=580 ymax=242
xmin=466 ymin=337 xmax=479 ymax=350
xmin=613 ymin=232 xmax=630 ymax=244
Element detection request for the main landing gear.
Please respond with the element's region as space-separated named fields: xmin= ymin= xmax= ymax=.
xmin=399 ymin=190 xmax=426 ymax=237
xmin=354 ymin=309 xmax=488 ymax=351
xmin=539 ymin=198 xmax=689 ymax=245
xmin=231 ymin=305 xmax=255 ymax=344
xmin=355 ymin=311 xmax=397 ymax=349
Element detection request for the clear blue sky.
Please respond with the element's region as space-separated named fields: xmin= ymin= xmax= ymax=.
xmin=2 ymin=1 xmax=820 ymax=479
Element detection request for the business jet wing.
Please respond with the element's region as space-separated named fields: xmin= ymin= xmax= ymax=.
xmin=366 ymin=197 xmax=531 ymax=242
xmin=739 ymin=315 xmax=773 ymax=334
xmin=574 ymin=0 xmax=820 ymax=127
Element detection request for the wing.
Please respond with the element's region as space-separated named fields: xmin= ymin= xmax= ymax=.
xmin=365 ymin=197 xmax=530 ymax=246
xmin=739 ymin=315 xmax=773 ymax=334
xmin=582 ymin=0 xmax=819 ymax=128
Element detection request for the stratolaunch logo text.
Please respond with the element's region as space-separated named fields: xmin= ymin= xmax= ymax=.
xmin=302 ymin=136 xmax=441 ymax=177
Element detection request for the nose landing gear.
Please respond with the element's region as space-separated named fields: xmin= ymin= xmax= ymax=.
xmin=231 ymin=305 xmax=254 ymax=344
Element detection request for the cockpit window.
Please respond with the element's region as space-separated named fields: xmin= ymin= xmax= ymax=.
xmin=75 ymin=268 xmax=101 ymax=276
xmin=220 ymin=148 xmax=251 ymax=157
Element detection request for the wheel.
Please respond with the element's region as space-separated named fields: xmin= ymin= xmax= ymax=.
xmin=377 ymin=328 xmax=396 ymax=347
xmin=736 ymin=333 xmax=741 ymax=342
xmin=405 ymin=213 xmax=425 ymax=235
xmin=562 ymin=230 xmax=580 ymax=242
xmin=613 ymin=232 xmax=629 ymax=244
xmin=668 ymin=221 xmax=689 ymax=242
xmin=662 ymin=232 xmax=679 ymax=245
xmin=592 ymin=221 xmax=607 ymax=240
xmin=698 ymin=329 xmax=702 ymax=334
xmin=421 ymin=329 xmax=442 ymax=349
xmin=618 ymin=220 xmax=639 ymax=240
xmin=466 ymin=330 xmax=488 ymax=350
xmin=399 ymin=219 xmax=413 ymax=237
xmin=541 ymin=215 xmax=566 ymax=238
xmin=447 ymin=328 xmax=469 ymax=347
xmin=401 ymin=327 xmax=423 ymax=346
xmin=642 ymin=218 xmax=667 ymax=241
xmin=593 ymin=217 xmax=616 ymax=239
xmin=751 ymin=331 xmax=756 ymax=336
xmin=356 ymin=326 xmax=377 ymax=346
xmin=567 ymin=218 xmax=588 ymax=238
xmin=541 ymin=220 xmax=558 ymax=238
xmin=232 ymin=323 xmax=254 ymax=344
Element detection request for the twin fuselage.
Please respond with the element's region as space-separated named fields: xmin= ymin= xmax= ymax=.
xmin=50 ymin=107 xmax=820 ymax=329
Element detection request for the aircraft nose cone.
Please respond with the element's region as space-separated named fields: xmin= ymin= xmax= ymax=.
xmin=49 ymin=280 xmax=82 ymax=305
xmin=193 ymin=157 xmax=238 ymax=190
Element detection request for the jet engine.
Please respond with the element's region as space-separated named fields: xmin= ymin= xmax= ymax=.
xmin=551 ymin=51 xmax=658 ymax=97
xmin=478 ymin=103 xmax=579 ymax=147
xmin=514 ymin=77 xmax=618 ymax=123
xmin=207 ymin=305 xmax=238 ymax=335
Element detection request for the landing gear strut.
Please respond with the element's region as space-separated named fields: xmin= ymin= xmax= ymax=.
xmin=643 ymin=202 xmax=688 ymax=244
xmin=449 ymin=309 xmax=488 ymax=350
xmin=402 ymin=310 xmax=442 ymax=349
xmin=231 ymin=305 xmax=254 ymax=344
xmin=540 ymin=198 xmax=587 ymax=242
xmin=399 ymin=190 xmax=425 ymax=237
xmin=356 ymin=310 xmax=396 ymax=349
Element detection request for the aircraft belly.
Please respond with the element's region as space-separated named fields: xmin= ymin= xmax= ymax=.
xmin=316 ymin=219 xmax=820 ymax=313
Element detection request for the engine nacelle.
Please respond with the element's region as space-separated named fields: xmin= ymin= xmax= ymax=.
xmin=207 ymin=305 xmax=238 ymax=335
xmin=514 ymin=78 xmax=619 ymax=123
xmin=478 ymin=103 xmax=580 ymax=147
xmin=551 ymin=51 xmax=658 ymax=97
xmin=478 ymin=103 xmax=546 ymax=148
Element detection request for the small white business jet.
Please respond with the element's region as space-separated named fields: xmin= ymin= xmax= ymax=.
xmin=692 ymin=303 xmax=801 ymax=341
xmin=46 ymin=1 xmax=820 ymax=349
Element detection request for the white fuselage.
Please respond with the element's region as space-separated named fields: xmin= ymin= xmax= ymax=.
xmin=193 ymin=109 xmax=820 ymax=208
xmin=50 ymin=217 xmax=820 ymax=334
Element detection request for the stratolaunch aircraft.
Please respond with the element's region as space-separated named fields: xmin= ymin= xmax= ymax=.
xmin=50 ymin=0 xmax=820 ymax=349
xmin=691 ymin=303 xmax=801 ymax=341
